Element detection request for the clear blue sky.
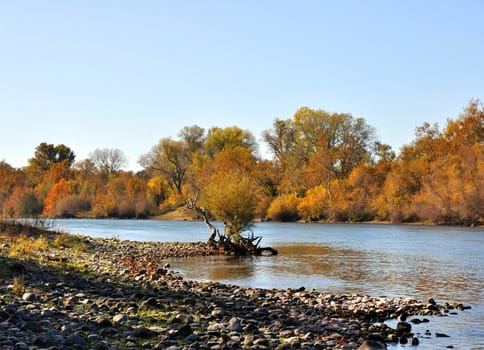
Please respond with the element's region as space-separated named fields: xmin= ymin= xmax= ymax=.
xmin=1 ymin=1 xmax=483 ymax=170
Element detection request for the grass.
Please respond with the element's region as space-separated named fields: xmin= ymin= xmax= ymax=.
xmin=9 ymin=234 xmax=48 ymax=260
xmin=52 ymin=232 xmax=88 ymax=253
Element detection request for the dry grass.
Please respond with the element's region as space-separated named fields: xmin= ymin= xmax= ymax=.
xmin=12 ymin=275 xmax=25 ymax=296
xmin=52 ymin=232 xmax=88 ymax=254
xmin=8 ymin=234 xmax=48 ymax=260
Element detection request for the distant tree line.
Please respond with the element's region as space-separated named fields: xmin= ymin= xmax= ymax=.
xmin=1 ymin=100 xmax=482 ymax=226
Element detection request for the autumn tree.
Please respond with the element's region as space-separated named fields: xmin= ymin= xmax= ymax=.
xmin=205 ymin=126 xmax=258 ymax=159
xmin=43 ymin=179 xmax=72 ymax=217
xmin=0 ymin=161 xmax=26 ymax=216
xmin=200 ymin=170 xmax=261 ymax=237
xmin=293 ymin=107 xmax=375 ymax=185
xmin=263 ymin=107 xmax=376 ymax=195
xmin=411 ymin=100 xmax=484 ymax=225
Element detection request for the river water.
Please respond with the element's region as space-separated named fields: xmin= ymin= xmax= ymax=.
xmin=54 ymin=219 xmax=484 ymax=349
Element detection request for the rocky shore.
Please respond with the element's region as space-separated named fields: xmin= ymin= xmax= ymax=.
xmin=0 ymin=231 xmax=471 ymax=350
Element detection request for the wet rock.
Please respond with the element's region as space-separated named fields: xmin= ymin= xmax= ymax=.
xmin=436 ymin=332 xmax=450 ymax=337
xmin=358 ymin=340 xmax=387 ymax=349
xmin=396 ymin=321 xmax=412 ymax=335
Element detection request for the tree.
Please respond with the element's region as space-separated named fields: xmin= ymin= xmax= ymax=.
xmin=293 ymin=107 xmax=375 ymax=179
xmin=178 ymin=125 xmax=206 ymax=155
xmin=0 ymin=161 xmax=25 ymax=215
xmin=19 ymin=192 xmax=43 ymax=217
xmin=262 ymin=119 xmax=296 ymax=164
xmin=205 ymin=126 xmax=258 ymax=158
xmin=262 ymin=107 xmax=376 ymax=195
xmin=187 ymin=171 xmax=277 ymax=255
xmin=139 ymin=138 xmax=190 ymax=195
xmin=89 ymin=148 xmax=128 ymax=174
xmin=201 ymin=170 xmax=260 ymax=237
xmin=43 ymin=179 xmax=72 ymax=216
xmin=29 ymin=143 xmax=75 ymax=173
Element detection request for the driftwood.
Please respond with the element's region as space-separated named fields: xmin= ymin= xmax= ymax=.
xmin=186 ymin=196 xmax=278 ymax=256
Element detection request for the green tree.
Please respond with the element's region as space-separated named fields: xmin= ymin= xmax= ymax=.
xmin=19 ymin=192 xmax=43 ymax=217
xmin=29 ymin=142 xmax=76 ymax=173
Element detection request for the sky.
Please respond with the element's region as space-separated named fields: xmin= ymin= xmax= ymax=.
xmin=1 ymin=1 xmax=483 ymax=171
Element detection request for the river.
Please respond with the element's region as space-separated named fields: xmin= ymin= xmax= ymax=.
xmin=53 ymin=219 xmax=484 ymax=349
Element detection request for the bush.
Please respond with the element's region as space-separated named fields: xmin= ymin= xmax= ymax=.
xmin=19 ymin=193 xmax=43 ymax=217
xmin=54 ymin=195 xmax=91 ymax=218
xmin=267 ymin=194 xmax=301 ymax=222
xmin=53 ymin=232 xmax=87 ymax=253
xmin=118 ymin=199 xmax=136 ymax=218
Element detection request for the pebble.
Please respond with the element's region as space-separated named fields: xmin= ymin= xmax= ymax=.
xmin=0 ymin=234 xmax=472 ymax=350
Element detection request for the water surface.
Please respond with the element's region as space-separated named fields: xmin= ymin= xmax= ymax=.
xmin=55 ymin=219 xmax=484 ymax=349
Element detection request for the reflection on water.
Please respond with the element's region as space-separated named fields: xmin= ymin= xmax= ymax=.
xmin=171 ymin=243 xmax=482 ymax=304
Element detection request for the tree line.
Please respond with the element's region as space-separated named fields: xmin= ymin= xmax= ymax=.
xmin=1 ymin=100 xmax=482 ymax=226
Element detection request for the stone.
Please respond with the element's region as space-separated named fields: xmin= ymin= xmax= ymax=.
xmin=184 ymin=333 xmax=200 ymax=342
xmin=228 ymin=317 xmax=243 ymax=332
xmin=357 ymin=340 xmax=387 ymax=350
xmin=14 ymin=342 xmax=28 ymax=350
xmin=211 ymin=307 xmax=224 ymax=317
xmin=173 ymin=324 xmax=193 ymax=338
xmin=435 ymin=332 xmax=450 ymax=337
xmin=112 ymin=314 xmax=127 ymax=323
xmin=95 ymin=341 xmax=111 ymax=350
xmin=21 ymin=292 xmax=36 ymax=302
xmin=66 ymin=334 xmax=85 ymax=346
xmin=396 ymin=321 xmax=412 ymax=335
xmin=97 ymin=318 xmax=113 ymax=328
xmin=134 ymin=326 xmax=155 ymax=338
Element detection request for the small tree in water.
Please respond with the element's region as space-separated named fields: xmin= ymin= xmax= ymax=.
xmin=187 ymin=170 xmax=277 ymax=255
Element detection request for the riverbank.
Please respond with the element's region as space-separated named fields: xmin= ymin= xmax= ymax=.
xmin=0 ymin=227 xmax=472 ymax=349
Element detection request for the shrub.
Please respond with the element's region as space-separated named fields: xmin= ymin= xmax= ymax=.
xmin=267 ymin=194 xmax=301 ymax=222
xmin=118 ymin=199 xmax=136 ymax=218
xmin=19 ymin=193 xmax=43 ymax=217
xmin=53 ymin=232 xmax=87 ymax=253
xmin=54 ymin=195 xmax=91 ymax=218
xmin=9 ymin=234 xmax=48 ymax=260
